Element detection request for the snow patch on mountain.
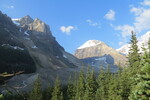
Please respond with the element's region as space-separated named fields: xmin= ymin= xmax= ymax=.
xmin=24 ymin=31 xmax=29 ymax=36
xmin=12 ymin=18 xmax=20 ymax=26
xmin=63 ymin=54 xmax=67 ymax=58
xmin=1 ymin=44 xmax=24 ymax=50
xmin=12 ymin=18 xmax=20 ymax=21
xmin=78 ymin=40 xmax=102 ymax=49
xmin=116 ymin=44 xmax=131 ymax=55
xmin=31 ymin=45 xmax=37 ymax=49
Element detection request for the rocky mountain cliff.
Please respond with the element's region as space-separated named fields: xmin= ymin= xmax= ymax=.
xmin=0 ymin=11 xmax=36 ymax=74
xmin=74 ymin=40 xmax=127 ymax=70
xmin=11 ymin=15 xmax=82 ymax=70
xmin=0 ymin=11 xmax=83 ymax=91
xmin=117 ymin=32 xmax=150 ymax=55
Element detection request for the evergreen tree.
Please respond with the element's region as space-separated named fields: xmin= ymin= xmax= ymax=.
xmin=51 ymin=76 xmax=63 ymax=100
xmin=95 ymin=67 xmax=106 ymax=100
xmin=75 ymin=69 xmax=85 ymax=100
xmin=108 ymin=75 xmax=122 ymax=100
xmin=28 ymin=77 xmax=43 ymax=100
xmin=67 ymin=76 xmax=76 ymax=100
xmin=118 ymin=68 xmax=132 ymax=100
xmin=0 ymin=94 xmax=4 ymax=100
xmin=84 ymin=69 xmax=97 ymax=100
xmin=43 ymin=83 xmax=52 ymax=100
xmin=128 ymin=31 xmax=140 ymax=68
xmin=129 ymin=42 xmax=150 ymax=100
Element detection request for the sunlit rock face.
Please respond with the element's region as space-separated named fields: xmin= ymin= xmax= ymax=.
xmin=75 ymin=40 xmax=127 ymax=67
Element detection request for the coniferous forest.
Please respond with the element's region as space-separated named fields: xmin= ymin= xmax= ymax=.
xmin=0 ymin=33 xmax=150 ymax=100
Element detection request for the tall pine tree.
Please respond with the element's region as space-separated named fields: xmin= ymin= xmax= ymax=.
xmin=51 ymin=76 xmax=63 ymax=100
xmin=28 ymin=76 xmax=43 ymax=100
xmin=84 ymin=69 xmax=97 ymax=100
xmin=95 ymin=67 xmax=106 ymax=100
xmin=129 ymin=39 xmax=150 ymax=100
xmin=67 ymin=76 xmax=76 ymax=100
xmin=128 ymin=31 xmax=140 ymax=68
xmin=75 ymin=69 xmax=85 ymax=100
xmin=43 ymin=83 xmax=52 ymax=100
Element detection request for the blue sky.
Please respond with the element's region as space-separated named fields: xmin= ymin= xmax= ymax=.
xmin=0 ymin=0 xmax=150 ymax=53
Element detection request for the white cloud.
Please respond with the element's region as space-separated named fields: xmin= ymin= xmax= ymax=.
xmin=111 ymin=0 xmax=150 ymax=47
xmin=60 ymin=26 xmax=76 ymax=35
xmin=134 ymin=9 xmax=150 ymax=32
xmin=104 ymin=10 xmax=115 ymax=21
xmin=115 ymin=25 xmax=134 ymax=38
xmin=119 ymin=42 xmax=125 ymax=46
xmin=86 ymin=19 xmax=101 ymax=28
xmin=140 ymin=0 xmax=150 ymax=6
xmin=130 ymin=7 xmax=143 ymax=16
xmin=114 ymin=3 xmax=150 ymax=45
xmin=7 ymin=5 xmax=14 ymax=9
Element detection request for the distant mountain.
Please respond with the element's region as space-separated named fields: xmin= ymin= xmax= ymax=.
xmin=0 ymin=11 xmax=83 ymax=91
xmin=117 ymin=31 xmax=150 ymax=55
xmin=74 ymin=40 xmax=127 ymax=71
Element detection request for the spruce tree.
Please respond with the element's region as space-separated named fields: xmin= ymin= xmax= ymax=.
xmin=28 ymin=76 xmax=43 ymax=100
xmin=84 ymin=69 xmax=97 ymax=100
xmin=75 ymin=69 xmax=85 ymax=100
xmin=128 ymin=31 xmax=140 ymax=68
xmin=51 ymin=76 xmax=63 ymax=100
xmin=129 ymin=41 xmax=150 ymax=100
xmin=0 ymin=94 xmax=4 ymax=100
xmin=43 ymin=84 xmax=52 ymax=100
xmin=67 ymin=76 xmax=76 ymax=100
xmin=95 ymin=67 xmax=106 ymax=100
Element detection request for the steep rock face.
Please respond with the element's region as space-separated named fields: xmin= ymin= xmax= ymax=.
xmin=74 ymin=40 xmax=127 ymax=67
xmin=80 ymin=55 xmax=118 ymax=72
xmin=12 ymin=15 xmax=33 ymax=26
xmin=29 ymin=18 xmax=51 ymax=34
xmin=12 ymin=15 xmax=81 ymax=70
xmin=0 ymin=11 xmax=83 ymax=91
xmin=117 ymin=32 xmax=150 ymax=55
xmin=0 ymin=11 xmax=36 ymax=74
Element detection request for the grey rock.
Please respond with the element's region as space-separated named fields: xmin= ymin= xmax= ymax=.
xmin=19 ymin=15 xmax=34 ymax=26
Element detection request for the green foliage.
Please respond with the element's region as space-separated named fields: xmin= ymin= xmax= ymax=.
xmin=84 ymin=69 xmax=97 ymax=100
xmin=129 ymin=44 xmax=150 ymax=100
xmin=67 ymin=76 xmax=76 ymax=100
xmin=128 ymin=31 xmax=140 ymax=68
xmin=51 ymin=76 xmax=63 ymax=100
xmin=43 ymin=84 xmax=52 ymax=100
xmin=75 ymin=69 xmax=85 ymax=100
xmin=0 ymin=94 xmax=4 ymax=100
xmin=28 ymin=77 xmax=43 ymax=100
xmin=95 ymin=67 xmax=105 ymax=100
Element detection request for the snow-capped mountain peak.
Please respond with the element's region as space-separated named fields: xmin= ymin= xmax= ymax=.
xmin=116 ymin=44 xmax=131 ymax=55
xmin=78 ymin=40 xmax=102 ymax=49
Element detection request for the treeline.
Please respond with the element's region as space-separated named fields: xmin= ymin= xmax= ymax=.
xmin=0 ymin=32 xmax=150 ymax=100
